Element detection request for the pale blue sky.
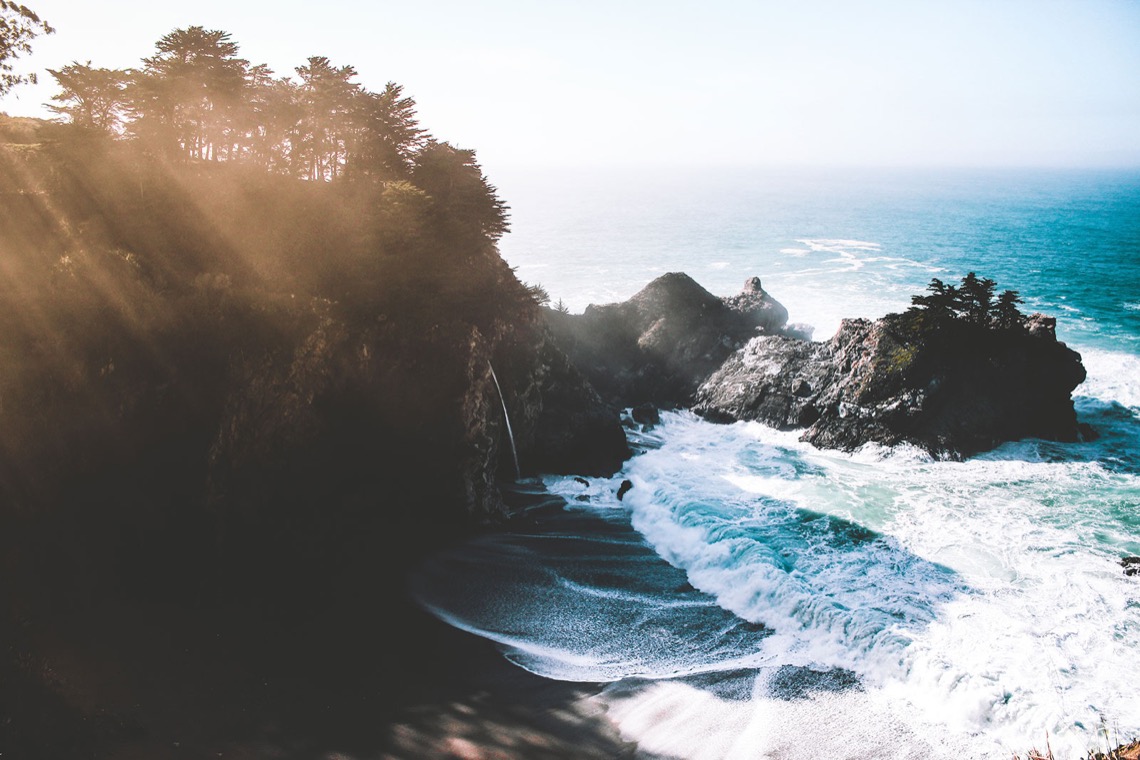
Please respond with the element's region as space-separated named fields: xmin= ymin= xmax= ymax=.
xmin=3 ymin=0 xmax=1138 ymax=173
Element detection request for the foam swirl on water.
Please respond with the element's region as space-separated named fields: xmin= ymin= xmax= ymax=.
xmin=605 ymin=408 xmax=1140 ymax=757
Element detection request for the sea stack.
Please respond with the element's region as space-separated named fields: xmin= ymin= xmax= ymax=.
xmin=544 ymin=273 xmax=793 ymax=408
xmin=694 ymin=310 xmax=1087 ymax=459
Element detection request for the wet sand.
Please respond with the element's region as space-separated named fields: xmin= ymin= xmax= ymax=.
xmin=3 ymin=579 xmax=640 ymax=759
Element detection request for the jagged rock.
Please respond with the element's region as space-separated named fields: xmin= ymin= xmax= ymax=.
xmin=1122 ymin=557 xmax=1140 ymax=577
xmin=1025 ymin=313 xmax=1057 ymax=339
xmin=203 ymin=299 xmax=631 ymax=597
xmin=631 ymin=403 xmax=661 ymax=428
xmin=695 ymin=312 xmax=1086 ymax=459
xmin=546 ymin=271 xmax=1085 ymax=460
xmin=617 ymin=480 xmax=634 ymax=501
xmin=695 ymin=333 xmax=833 ymax=429
xmin=502 ymin=322 xmax=631 ymax=478
xmin=722 ymin=276 xmax=790 ymax=332
xmin=546 ymin=273 xmax=789 ymax=408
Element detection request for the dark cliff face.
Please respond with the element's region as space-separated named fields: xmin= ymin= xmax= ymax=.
xmin=203 ymin=300 xmax=630 ymax=594
xmin=0 ymin=128 xmax=632 ymax=754
xmin=545 ymin=273 xmax=791 ymax=408
xmin=0 ymin=131 xmax=628 ymax=607
xmin=1 ymin=113 xmax=630 ymax=756
xmin=494 ymin=322 xmax=631 ymax=477
xmin=695 ymin=312 xmax=1087 ymax=458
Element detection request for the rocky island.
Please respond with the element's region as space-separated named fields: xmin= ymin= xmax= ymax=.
xmin=545 ymin=272 xmax=806 ymax=408
xmin=694 ymin=308 xmax=1087 ymax=458
xmin=547 ymin=271 xmax=1087 ymax=459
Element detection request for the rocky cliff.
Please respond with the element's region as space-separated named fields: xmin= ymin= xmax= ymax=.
xmin=1 ymin=117 xmax=633 ymax=757
xmin=0 ymin=126 xmax=629 ymax=604
xmin=207 ymin=297 xmax=630 ymax=583
xmin=545 ymin=273 xmax=794 ymax=408
xmin=543 ymin=270 xmax=1087 ymax=460
xmin=694 ymin=310 xmax=1087 ymax=458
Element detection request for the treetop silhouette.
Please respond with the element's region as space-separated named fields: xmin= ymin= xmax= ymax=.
xmin=44 ymin=26 xmax=456 ymax=189
xmin=908 ymin=272 xmax=1026 ymax=330
xmin=0 ymin=0 xmax=52 ymax=94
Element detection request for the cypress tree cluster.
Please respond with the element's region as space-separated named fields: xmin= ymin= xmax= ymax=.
xmin=907 ymin=272 xmax=1026 ymax=331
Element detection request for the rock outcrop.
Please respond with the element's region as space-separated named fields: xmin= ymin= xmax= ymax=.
xmin=504 ymin=326 xmax=631 ymax=477
xmin=0 ymin=128 xmax=631 ymax=610
xmin=207 ymin=302 xmax=631 ymax=579
xmin=545 ymin=273 xmax=792 ymax=408
xmin=694 ymin=311 xmax=1087 ymax=458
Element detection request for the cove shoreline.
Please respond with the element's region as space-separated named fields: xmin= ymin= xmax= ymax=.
xmin=2 ymin=525 xmax=637 ymax=759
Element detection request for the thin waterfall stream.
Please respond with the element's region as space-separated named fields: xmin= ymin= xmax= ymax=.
xmin=488 ymin=362 xmax=521 ymax=481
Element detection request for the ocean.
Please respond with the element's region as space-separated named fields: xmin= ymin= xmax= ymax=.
xmin=413 ymin=167 xmax=1140 ymax=758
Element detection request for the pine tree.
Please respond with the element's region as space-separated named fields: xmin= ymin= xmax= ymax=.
xmin=294 ymin=56 xmax=361 ymax=180
xmin=959 ymin=272 xmax=997 ymax=325
xmin=348 ymin=82 xmax=426 ymax=181
xmin=131 ymin=27 xmax=250 ymax=160
xmin=909 ymin=277 xmax=958 ymax=319
xmin=48 ymin=62 xmax=128 ymax=132
xmin=993 ymin=289 xmax=1025 ymax=330
xmin=908 ymin=273 xmax=1024 ymax=333
xmin=412 ymin=140 xmax=510 ymax=243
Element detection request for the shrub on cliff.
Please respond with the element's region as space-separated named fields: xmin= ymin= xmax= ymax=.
xmin=905 ymin=272 xmax=1026 ymax=330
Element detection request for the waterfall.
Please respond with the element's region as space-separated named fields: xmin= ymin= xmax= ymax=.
xmin=488 ymin=361 xmax=521 ymax=481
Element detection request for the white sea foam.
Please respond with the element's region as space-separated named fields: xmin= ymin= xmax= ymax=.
xmin=485 ymin=166 xmax=1140 ymax=758
xmin=597 ymin=676 xmax=999 ymax=759
xmin=796 ymin=238 xmax=883 ymax=253
xmin=603 ymin=411 xmax=1140 ymax=758
xmin=424 ymin=302 xmax=1140 ymax=759
xmin=1079 ymin=347 xmax=1140 ymax=410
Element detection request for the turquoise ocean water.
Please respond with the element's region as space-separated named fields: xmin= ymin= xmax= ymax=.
xmin=414 ymin=168 xmax=1140 ymax=759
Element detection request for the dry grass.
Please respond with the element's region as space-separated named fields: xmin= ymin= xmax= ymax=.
xmin=1092 ymin=740 xmax=1140 ymax=760
xmin=1014 ymin=733 xmax=1140 ymax=760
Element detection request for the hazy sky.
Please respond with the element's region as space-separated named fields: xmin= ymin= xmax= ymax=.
xmin=3 ymin=0 xmax=1138 ymax=173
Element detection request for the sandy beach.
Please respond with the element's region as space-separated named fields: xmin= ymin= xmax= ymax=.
xmin=2 ymin=562 xmax=639 ymax=759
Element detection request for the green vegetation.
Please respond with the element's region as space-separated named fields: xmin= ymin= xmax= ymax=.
xmin=0 ymin=12 xmax=543 ymax=524
xmin=0 ymin=0 xmax=52 ymax=94
xmin=41 ymin=24 xmax=501 ymax=198
xmin=2 ymin=0 xmax=546 ymax=658
xmin=906 ymin=271 xmax=1026 ymax=330
xmin=863 ymin=272 xmax=1039 ymax=402
xmin=882 ymin=342 xmax=918 ymax=374
xmin=880 ymin=272 xmax=1033 ymax=363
